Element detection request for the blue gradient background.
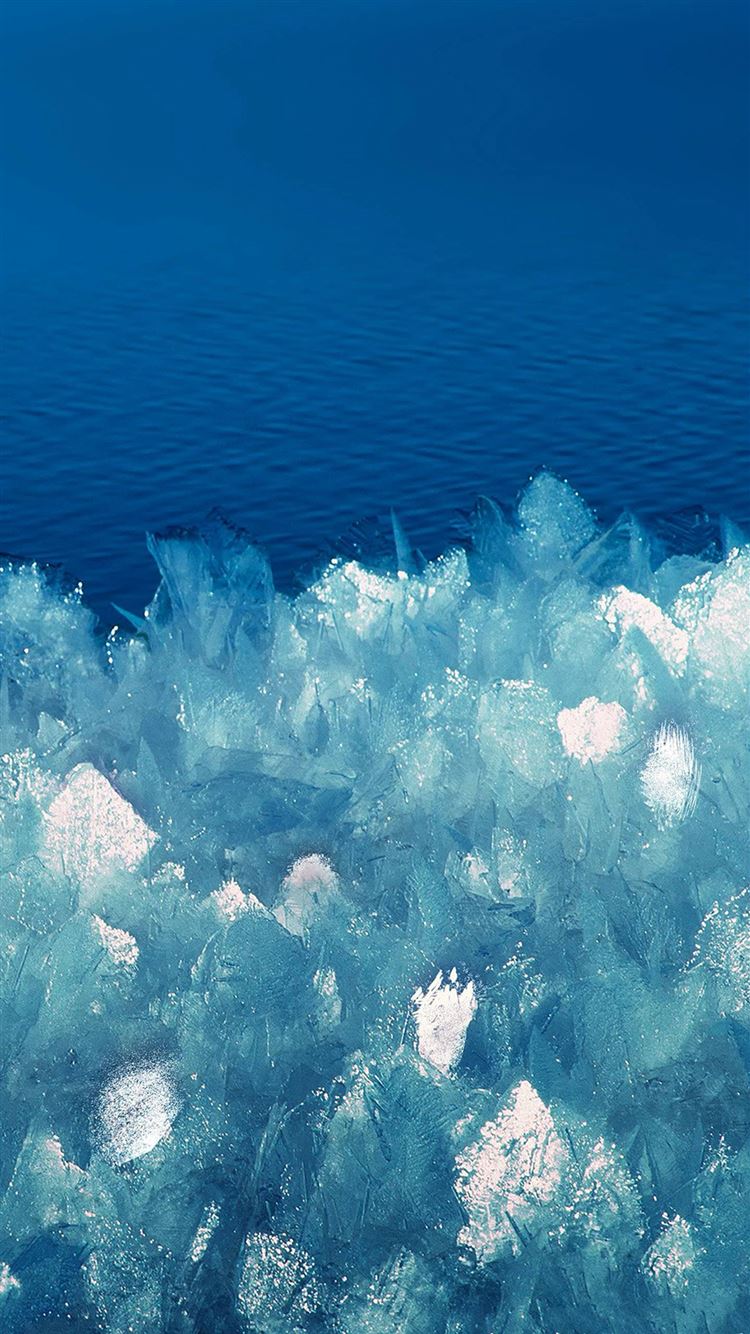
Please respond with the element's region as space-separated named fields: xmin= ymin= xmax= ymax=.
xmin=1 ymin=0 xmax=748 ymax=619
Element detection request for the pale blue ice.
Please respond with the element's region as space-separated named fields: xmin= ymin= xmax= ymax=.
xmin=1 ymin=476 xmax=749 ymax=1332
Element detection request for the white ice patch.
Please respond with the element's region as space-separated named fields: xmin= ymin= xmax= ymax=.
xmin=0 ymin=747 xmax=55 ymax=807
xmin=42 ymin=763 xmax=156 ymax=886
xmin=95 ymin=1061 xmax=181 ymax=1166
xmin=189 ymin=1201 xmax=220 ymax=1262
xmin=557 ymin=697 xmax=628 ymax=764
xmin=0 ymin=1261 xmax=20 ymax=1298
xmin=91 ymin=915 xmax=139 ymax=969
xmin=237 ymin=1233 xmax=320 ymax=1321
xmin=209 ymin=878 xmax=263 ymax=922
xmin=274 ymin=853 xmax=339 ymax=938
xmin=643 ymin=1214 xmax=699 ymax=1290
xmin=640 ymin=723 xmax=700 ymax=828
xmin=412 ymin=969 xmax=477 ymax=1074
xmin=455 ymin=1080 xmax=568 ymax=1261
xmin=311 ymin=561 xmax=403 ymax=635
xmin=600 ymin=587 xmax=689 ymax=674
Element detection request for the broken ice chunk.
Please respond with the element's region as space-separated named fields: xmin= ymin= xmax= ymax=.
xmin=455 ymin=1080 xmax=569 ymax=1261
xmin=42 ymin=763 xmax=156 ymax=886
xmin=273 ymin=853 xmax=339 ymax=939
xmin=495 ymin=830 xmax=530 ymax=897
xmin=599 ymin=587 xmax=689 ymax=674
xmin=91 ymin=915 xmax=139 ymax=969
xmin=95 ymin=1061 xmax=181 ymax=1166
xmin=237 ymin=1233 xmax=320 ymax=1324
xmin=643 ymin=1214 xmax=699 ymax=1290
xmin=339 ymin=1250 xmax=446 ymax=1334
xmin=454 ymin=850 xmax=492 ymax=898
xmin=570 ymin=1135 xmax=644 ymax=1248
xmin=640 ymin=723 xmax=701 ymax=829
xmin=557 ymin=696 xmax=628 ymax=764
xmin=411 ymin=969 xmax=477 ymax=1074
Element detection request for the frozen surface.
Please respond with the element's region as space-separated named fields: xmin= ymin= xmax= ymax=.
xmin=0 ymin=478 xmax=748 ymax=1332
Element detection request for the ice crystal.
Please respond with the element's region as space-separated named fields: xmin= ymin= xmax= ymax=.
xmin=0 ymin=477 xmax=748 ymax=1331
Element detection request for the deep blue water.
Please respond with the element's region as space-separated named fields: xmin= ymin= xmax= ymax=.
xmin=1 ymin=0 xmax=749 ymax=621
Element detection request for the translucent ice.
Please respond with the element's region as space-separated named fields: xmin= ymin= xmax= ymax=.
xmin=189 ymin=1200 xmax=220 ymax=1263
xmin=91 ymin=914 xmax=139 ymax=968
xmin=273 ymin=852 xmax=340 ymax=938
xmin=692 ymin=889 xmax=750 ymax=1013
xmin=1 ymin=482 xmax=748 ymax=1332
xmin=599 ymin=586 xmax=689 ymax=673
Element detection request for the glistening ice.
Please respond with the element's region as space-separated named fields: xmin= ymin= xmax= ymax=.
xmin=0 ymin=474 xmax=748 ymax=1332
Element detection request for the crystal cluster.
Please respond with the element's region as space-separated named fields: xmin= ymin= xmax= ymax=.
xmin=0 ymin=476 xmax=748 ymax=1332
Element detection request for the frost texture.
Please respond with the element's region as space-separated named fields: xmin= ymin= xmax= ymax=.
xmin=412 ymin=969 xmax=477 ymax=1073
xmin=0 ymin=479 xmax=749 ymax=1332
xmin=640 ymin=722 xmax=701 ymax=829
xmin=95 ymin=1062 xmax=181 ymax=1166
xmin=455 ymin=1080 xmax=569 ymax=1259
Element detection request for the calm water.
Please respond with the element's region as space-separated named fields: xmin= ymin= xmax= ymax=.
xmin=1 ymin=0 xmax=749 ymax=620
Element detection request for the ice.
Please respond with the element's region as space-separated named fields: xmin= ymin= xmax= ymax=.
xmin=313 ymin=964 xmax=343 ymax=1030
xmin=237 ymin=1232 xmax=321 ymax=1327
xmin=1 ymin=480 xmax=749 ymax=1331
xmin=692 ymin=889 xmax=750 ymax=1014
xmin=411 ymin=968 xmax=477 ymax=1074
xmin=91 ymin=914 xmax=139 ymax=968
xmin=210 ymin=876 xmax=255 ymax=921
xmin=671 ymin=547 xmax=750 ymax=707
xmin=516 ymin=471 xmax=597 ymax=565
xmin=94 ymin=1062 xmax=181 ymax=1166
xmin=41 ymin=762 xmax=156 ymax=888
xmin=273 ymin=852 xmax=340 ymax=938
xmin=189 ymin=1201 xmax=220 ymax=1263
xmin=599 ymin=586 xmax=689 ymax=673
xmin=640 ymin=722 xmax=701 ymax=828
xmin=454 ymin=1082 xmax=642 ymax=1264
xmin=0 ymin=1262 xmax=21 ymax=1298
xmin=643 ymin=1214 xmax=700 ymax=1291
xmin=557 ymin=695 xmax=628 ymax=764
xmin=454 ymin=1080 xmax=569 ymax=1260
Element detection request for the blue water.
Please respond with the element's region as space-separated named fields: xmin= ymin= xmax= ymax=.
xmin=1 ymin=0 xmax=749 ymax=620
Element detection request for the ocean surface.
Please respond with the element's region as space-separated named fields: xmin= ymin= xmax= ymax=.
xmin=1 ymin=0 xmax=748 ymax=622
